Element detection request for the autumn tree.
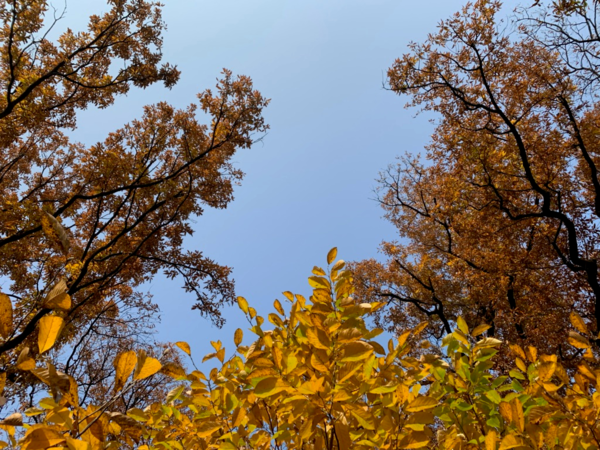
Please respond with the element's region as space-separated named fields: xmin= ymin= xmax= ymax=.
xmin=0 ymin=0 xmax=268 ymax=407
xmin=352 ymin=0 xmax=600 ymax=362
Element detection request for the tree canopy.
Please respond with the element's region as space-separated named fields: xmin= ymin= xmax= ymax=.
xmin=0 ymin=0 xmax=268 ymax=408
xmin=353 ymin=0 xmax=600 ymax=363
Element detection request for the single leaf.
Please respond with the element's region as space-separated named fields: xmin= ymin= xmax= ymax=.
xmin=570 ymin=311 xmax=589 ymax=335
xmin=340 ymin=341 xmax=373 ymax=362
xmin=113 ymin=350 xmax=137 ymax=391
xmin=43 ymin=280 xmax=71 ymax=311
xmin=406 ymin=396 xmax=438 ymax=412
xmin=176 ymin=341 xmax=191 ymax=356
xmin=456 ymin=316 xmax=469 ymax=334
xmin=0 ymin=413 xmax=22 ymax=426
xmin=237 ymin=297 xmax=249 ymax=314
xmin=160 ymin=362 xmax=186 ymax=379
xmin=349 ymin=408 xmax=375 ymax=430
xmin=327 ymin=247 xmax=337 ymax=264
xmin=42 ymin=212 xmax=70 ymax=255
xmin=254 ymin=377 xmax=288 ymax=398
xmin=38 ymin=315 xmax=64 ymax=354
xmin=16 ymin=347 xmax=35 ymax=371
xmin=485 ymin=430 xmax=497 ymax=450
xmin=568 ymin=331 xmax=591 ymax=349
xmin=472 ymin=323 xmax=491 ymax=337
xmin=20 ymin=427 xmax=65 ymax=450
xmin=0 ymin=294 xmax=12 ymax=339
xmin=234 ymin=328 xmax=243 ymax=346
xmin=133 ymin=353 xmax=162 ymax=380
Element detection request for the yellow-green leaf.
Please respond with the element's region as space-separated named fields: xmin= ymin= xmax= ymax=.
xmin=38 ymin=315 xmax=64 ymax=354
xmin=254 ymin=377 xmax=289 ymax=398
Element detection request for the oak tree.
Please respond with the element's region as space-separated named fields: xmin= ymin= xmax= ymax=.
xmin=0 ymin=0 xmax=268 ymax=405
xmin=353 ymin=0 xmax=600 ymax=362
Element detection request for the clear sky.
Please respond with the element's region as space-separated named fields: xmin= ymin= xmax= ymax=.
xmin=64 ymin=0 xmax=520 ymax=356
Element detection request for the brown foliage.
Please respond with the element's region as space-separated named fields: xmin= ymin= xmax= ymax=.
xmin=353 ymin=0 xmax=600 ymax=363
xmin=0 ymin=0 xmax=268 ymax=403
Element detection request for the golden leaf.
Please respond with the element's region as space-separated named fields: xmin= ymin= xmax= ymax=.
xmin=327 ymin=247 xmax=337 ymax=264
xmin=176 ymin=341 xmax=191 ymax=356
xmin=133 ymin=351 xmax=162 ymax=380
xmin=237 ymin=296 xmax=249 ymax=314
xmin=0 ymin=294 xmax=12 ymax=339
xmin=485 ymin=430 xmax=497 ymax=450
xmin=234 ymin=328 xmax=243 ymax=346
xmin=456 ymin=316 xmax=469 ymax=334
xmin=16 ymin=347 xmax=35 ymax=371
xmin=37 ymin=315 xmax=64 ymax=354
xmin=570 ymin=311 xmax=589 ymax=335
xmin=340 ymin=341 xmax=373 ymax=362
xmin=568 ymin=331 xmax=590 ymax=349
xmin=113 ymin=350 xmax=137 ymax=391
xmin=405 ymin=396 xmax=438 ymax=412
xmin=20 ymin=427 xmax=65 ymax=450
xmin=43 ymin=279 xmax=71 ymax=311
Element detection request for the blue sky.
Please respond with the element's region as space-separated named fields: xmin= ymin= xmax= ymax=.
xmin=65 ymin=0 xmax=519 ymax=357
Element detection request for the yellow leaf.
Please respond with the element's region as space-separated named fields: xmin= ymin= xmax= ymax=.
xmin=176 ymin=341 xmax=191 ymax=356
xmin=485 ymin=430 xmax=497 ymax=450
xmin=160 ymin=362 xmax=186 ymax=379
xmin=38 ymin=315 xmax=64 ymax=354
xmin=472 ymin=323 xmax=491 ymax=337
xmin=406 ymin=396 xmax=438 ymax=412
xmin=499 ymin=402 xmax=512 ymax=422
xmin=538 ymin=361 xmax=556 ymax=382
xmin=20 ymin=427 xmax=65 ymax=450
xmin=273 ymin=299 xmax=285 ymax=316
xmin=350 ymin=408 xmax=375 ymax=430
xmin=43 ymin=280 xmax=71 ymax=311
xmin=133 ymin=352 xmax=161 ymax=380
xmin=234 ymin=328 xmax=243 ymax=346
xmin=306 ymin=327 xmax=330 ymax=350
xmin=334 ymin=422 xmax=352 ymax=449
xmin=113 ymin=350 xmax=137 ymax=391
xmin=237 ymin=297 xmax=249 ymax=314
xmin=66 ymin=437 xmax=91 ymax=450
xmin=327 ymin=247 xmax=337 ymax=264
xmin=340 ymin=341 xmax=373 ymax=362
xmin=254 ymin=377 xmax=289 ymax=398
xmin=456 ymin=316 xmax=469 ymax=334
xmin=511 ymin=397 xmax=524 ymax=432
xmin=509 ymin=344 xmax=526 ymax=360
xmin=568 ymin=331 xmax=590 ymax=349
xmin=16 ymin=347 xmax=35 ymax=371
xmin=570 ymin=311 xmax=589 ymax=335
xmin=0 ymin=294 xmax=12 ymax=339
xmin=526 ymin=346 xmax=538 ymax=362
xmin=499 ymin=434 xmax=526 ymax=450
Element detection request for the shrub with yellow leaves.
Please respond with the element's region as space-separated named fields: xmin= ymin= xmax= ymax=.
xmin=3 ymin=249 xmax=600 ymax=449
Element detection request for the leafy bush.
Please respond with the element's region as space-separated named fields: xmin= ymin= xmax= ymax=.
xmin=3 ymin=249 xmax=600 ymax=449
